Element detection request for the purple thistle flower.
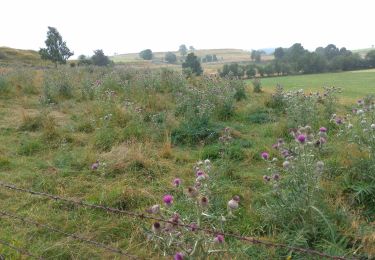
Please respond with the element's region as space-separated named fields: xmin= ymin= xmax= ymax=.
xmin=91 ymin=160 xmax=99 ymax=170
xmin=297 ymin=134 xmax=306 ymax=143
xmin=335 ymin=118 xmax=343 ymax=125
xmin=214 ymin=234 xmax=225 ymax=244
xmin=163 ymin=195 xmax=173 ymax=206
xmin=173 ymin=178 xmax=181 ymax=187
xmin=189 ymin=222 xmax=198 ymax=232
xmin=174 ymin=252 xmax=184 ymax=260
xmin=196 ymin=170 xmax=205 ymax=177
xmin=319 ymin=127 xmax=327 ymax=133
xmin=261 ymin=152 xmax=269 ymax=160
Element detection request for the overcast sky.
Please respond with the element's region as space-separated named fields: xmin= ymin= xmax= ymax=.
xmin=1 ymin=0 xmax=374 ymax=57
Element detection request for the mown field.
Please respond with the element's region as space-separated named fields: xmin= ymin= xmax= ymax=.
xmin=260 ymin=69 xmax=375 ymax=101
xmin=0 ymin=66 xmax=374 ymax=259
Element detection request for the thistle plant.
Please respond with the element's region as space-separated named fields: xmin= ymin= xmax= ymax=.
xmin=146 ymin=160 xmax=240 ymax=258
xmin=260 ymin=126 xmax=328 ymax=229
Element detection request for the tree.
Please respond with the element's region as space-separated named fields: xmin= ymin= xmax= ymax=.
xmin=139 ymin=49 xmax=153 ymax=60
xmin=179 ymin=44 xmax=187 ymax=57
xmin=366 ymin=50 xmax=375 ymax=67
xmin=245 ymin=64 xmax=256 ymax=78
xmin=182 ymin=52 xmax=203 ymax=76
xmin=189 ymin=46 xmax=195 ymax=52
xmin=39 ymin=26 xmax=73 ymax=67
xmin=274 ymin=47 xmax=285 ymax=60
xmin=324 ymin=44 xmax=340 ymax=60
xmin=165 ymin=52 xmax=177 ymax=63
xmin=251 ymin=50 xmax=261 ymax=62
xmin=77 ymin=54 xmax=92 ymax=66
xmin=91 ymin=50 xmax=110 ymax=66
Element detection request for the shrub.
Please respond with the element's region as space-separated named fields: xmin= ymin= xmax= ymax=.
xmin=259 ymin=126 xmax=335 ymax=243
xmin=41 ymin=69 xmax=75 ymax=103
xmin=252 ymin=78 xmax=262 ymax=93
xmin=139 ymin=49 xmax=153 ymax=60
xmin=172 ymin=116 xmax=220 ymax=145
xmin=249 ymin=109 xmax=274 ymax=124
xmin=266 ymin=84 xmax=286 ymax=112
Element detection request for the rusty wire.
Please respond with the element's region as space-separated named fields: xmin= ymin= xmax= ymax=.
xmin=0 ymin=210 xmax=138 ymax=259
xmin=0 ymin=181 xmax=354 ymax=260
xmin=0 ymin=238 xmax=44 ymax=260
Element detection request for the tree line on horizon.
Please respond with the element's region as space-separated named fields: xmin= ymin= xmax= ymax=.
xmin=220 ymin=43 xmax=375 ymax=78
xmin=38 ymin=27 xmax=375 ymax=77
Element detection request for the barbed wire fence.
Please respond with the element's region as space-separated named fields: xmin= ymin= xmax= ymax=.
xmin=0 ymin=238 xmax=44 ymax=260
xmin=0 ymin=181 xmax=354 ymax=260
xmin=0 ymin=210 xmax=137 ymax=259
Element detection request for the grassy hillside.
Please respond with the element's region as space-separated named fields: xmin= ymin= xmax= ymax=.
xmin=0 ymin=47 xmax=51 ymax=67
xmin=0 ymin=66 xmax=374 ymax=259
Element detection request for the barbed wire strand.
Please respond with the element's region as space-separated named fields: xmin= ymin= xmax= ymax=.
xmin=0 ymin=181 xmax=352 ymax=260
xmin=0 ymin=210 xmax=138 ymax=259
xmin=0 ymin=238 xmax=43 ymax=260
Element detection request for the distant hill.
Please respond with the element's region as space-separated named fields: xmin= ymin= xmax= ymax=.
xmin=0 ymin=47 xmax=51 ymax=66
xmin=111 ymin=48 xmax=273 ymax=64
xmin=352 ymin=47 xmax=375 ymax=57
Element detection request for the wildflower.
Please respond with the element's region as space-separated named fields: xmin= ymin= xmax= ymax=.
xmin=189 ymin=222 xmax=198 ymax=232
xmin=196 ymin=174 xmax=206 ymax=182
xmin=152 ymin=222 xmax=161 ymax=233
xmin=214 ymin=234 xmax=225 ymax=244
xmin=228 ymin=199 xmax=239 ymax=210
xmin=272 ymin=173 xmax=280 ymax=181
xmin=173 ymin=178 xmax=181 ymax=187
xmin=263 ymin=175 xmax=271 ymax=182
xmin=319 ymin=127 xmax=327 ymax=133
xmin=204 ymin=159 xmax=211 ymax=165
xmin=347 ymin=123 xmax=353 ymax=129
xmin=147 ymin=204 xmax=160 ymax=214
xmin=316 ymin=161 xmax=324 ymax=171
xmin=282 ymin=161 xmax=290 ymax=168
xmin=187 ymin=187 xmax=198 ymax=198
xmin=163 ymin=195 xmax=174 ymax=206
xmin=371 ymin=124 xmax=375 ymax=129
xmin=174 ymin=252 xmax=184 ymax=260
xmin=200 ymin=196 xmax=209 ymax=208
xmin=261 ymin=152 xmax=269 ymax=160
xmin=281 ymin=149 xmax=290 ymax=158
xmin=335 ymin=118 xmax=343 ymax=125
xmin=232 ymin=195 xmax=240 ymax=202
xmin=91 ymin=160 xmax=99 ymax=170
xmin=297 ymin=134 xmax=306 ymax=144
xmin=196 ymin=170 xmax=205 ymax=177
xmin=357 ymin=109 xmax=364 ymax=115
